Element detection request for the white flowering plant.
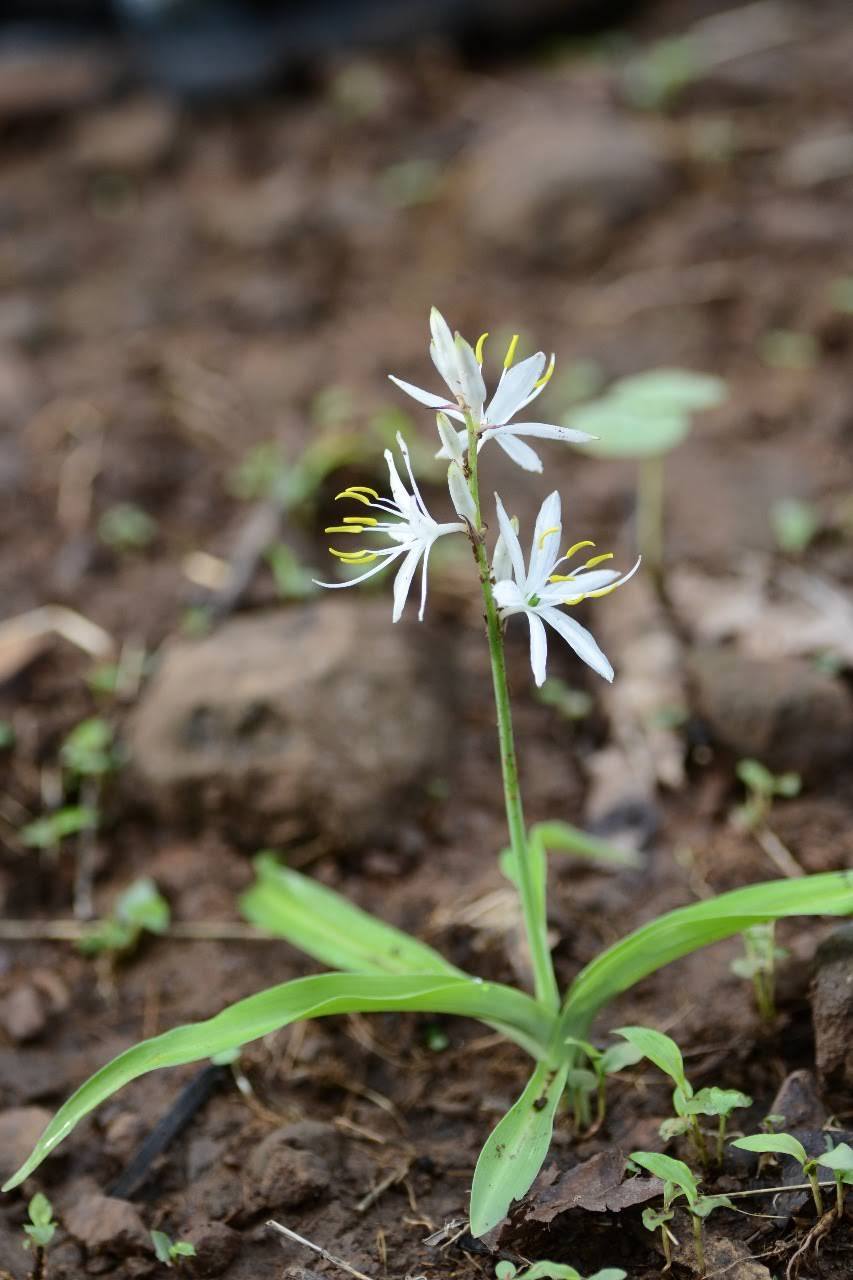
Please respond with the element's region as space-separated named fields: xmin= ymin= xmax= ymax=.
xmin=6 ymin=311 xmax=853 ymax=1240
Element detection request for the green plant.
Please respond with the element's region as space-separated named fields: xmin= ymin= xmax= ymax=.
xmin=0 ymin=719 xmax=15 ymax=750
xmin=616 ymin=1027 xmax=750 ymax=1167
xmin=730 ymin=922 xmax=786 ymax=1023
xmin=734 ymin=760 xmax=801 ymax=831
xmin=78 ymin=877 xmax=170 ymax=957
xmin=150 ymin=1230 xmax=197 ymax=1267
xmin=562 ymin=1035 xmax=644 ymax=1132
xmin=264 ymin=544 xmax=317 ymax=599
xmin=5 ymin=313 xmax=853 ymax=1245
xmin=22 ymin=1192 xmax=57 ymax=1278
xmin=771 ymin=498 xmax=820 ymax=556
xmin=495 ymin=1261 xmax=625 ymax=1280
xmin=623 ymin=36 xmax=701 ymax=111
xmin=816 ymin=1142 xmax=853 ymax=1219
xmin=567 ymin=369 xmax=727 ymax=582
xmin=21 ymin=805 xmax=97 ymax=852
xmin=60 ymin=717 xmax=118 ymax=779
xmin=98 ymin=502 xmax=158 ymax=552
xmin=631 ymin=1150 xmax=732 ymax=1274
xmin=731 ymin=1133 xmax=827 ymax=1215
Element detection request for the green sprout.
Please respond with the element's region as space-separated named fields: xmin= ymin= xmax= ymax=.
xmin=79 ymin=878 xmax=170 ymax=957
xmin=60 ymin=717 xmax=119 ymax=779
xmin=21 ymin=805 xmax=97 ymax=853
xmin=23 ymin=1192 xmax=57 ymax=1278
xmin=98 ymin=503 xmax=158 ymax=553
xmin=567 ymin=369 xmax=727 ymax=584
xmin=5 ymin=310 xmax=853 ymax=1248
xmin=563 ymin=1036 xmax=644 ymax=1132
xmin=815 ymin=1142 xmax=853 ymax=1219
xmin=535 ymin=678 xmax=594 ymax=722
xmin=731 ymin=1132 xmax=829 ymax=1216
xmin=622 ymin=35 xmax=701 ymax=111
xmin=150 ymin=1230 xmax=197 ymax=1267
xmin=730 ymin=922 xmax=787 ymax=1023
xmin=495 ymin=1261 xmax=625 ymax=1280
xmin=631 ymin=1150 xmax=732 ymax=1274
xmin=734 ymin=759 xmax=801 ymax=831
xmin=616 ymin=1026 xmax=751 ymax=1167
xmin=771 ymin=498 xmax=820 ymax=556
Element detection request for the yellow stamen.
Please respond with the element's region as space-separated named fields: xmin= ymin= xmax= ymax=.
xmin=344 ymin=515 xmax=377 ymax=525
xmin=548 ymin=573 xmax=576 ymax=583
xmin=325 ymin=525 xmax=364 ymax=534
xmin=564 ymin=539 xmax=595 ymax=560
xmin=534 ymin=354 xmax=556 ymax=389
xmin=503 ymin=333 xmax=520 ymax=369
xmin=562 ymin=595 xmax=584 ymax=607
xmin=537 ymin=525 xmax=560 ymax=550
xmin=475 ymin=332 xmax=489 ymax=364
xmin=334 ymin=485 xmax=379 ymax=505
xmin=329 ymin=547 xmax=377 ymax=563
xmin=586 ymin=584 xmax=618 ymax=598
xmin=583 ymin=552 xmax=614 ymax=569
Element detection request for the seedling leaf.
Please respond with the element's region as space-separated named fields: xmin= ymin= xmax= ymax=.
xmin=613 ymin=1026 xmax=688 ymax=1093
xmin=731 ymin=1133 xmax=808 ymax=1165
xmin=630 ymin=1151 xmax=699 ymax=1205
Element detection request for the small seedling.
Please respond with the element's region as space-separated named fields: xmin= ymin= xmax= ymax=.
xmin=616 ymin=1026 xmax=750 ymax=1167
xmin=732 ymin=1132 xmax=826 ymax=1215
xmin=730 ymin=922 xmax=787 ymax=1023
xmin=732 ymin=759 xmax=802 ymax=878
xmin=21 ymin=805 xmax=97 ymax=853
xmin=816 ymin=1142 xmax=853 ymax=1219
xmin=563 ymin=1036 xmax=644 ymax=1132
xmin=98 ymin=502 xmax=158 ymax=553
xmin=22 ymin=1192 xmax=57 ymax=1278
xmin=151 ymin=1230 xmax=197 ymax=1267
xmin=568 ymin=368 xmax=727 ymax=582
xmin=771 ymin=498 xmax=820 ymax=556
xmin=60 ymin=717 xmax=119 ymax=780
xmin=495 ymin=1261 xmax=625 ymax=1280
xmin=535 ymin=678 xmax=594 ymax=722
xmin=630 ymin=1151 xmax=732 ymax=1274
xmin=79 ymin=877 xmax=170 ymax=957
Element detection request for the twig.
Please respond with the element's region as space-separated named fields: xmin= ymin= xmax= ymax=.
xmin=755 ymin=827 xmax=804 ymax=879
xmin=267 ymin=1220 xmax=376 ymax=1280
xmin=356 ymin=1163 xmax=410 ymax=1213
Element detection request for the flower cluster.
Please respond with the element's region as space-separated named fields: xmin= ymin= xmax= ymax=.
xmin=317 ymin=308 xmax=638 ymax=683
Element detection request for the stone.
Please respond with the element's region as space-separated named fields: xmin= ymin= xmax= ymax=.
xmin=767 ymin=1069 xmax=827 ymax=1131
xmin=64 ymin=1193 xmax=149 ymax=1256
xmin=461 ymin=108 xmax=674 ymax=263
xmin=128 ymin=601 xmax=451 ymax=846
xmin=72 ymin=97 xmax=179 ymax=172
xmin=812 ymin=925 xmax=853 ymax=1099
xmin=688 ymin=648 xmax=853 ymax=779
xmin=244 ymin=1127 xmax=331 ymax=1212
xmin=0 ymin=982 xmax=46 ymax=1042
xmin=180 ymin=1216 xmax=241 ymax=1277
xmin=0 ymin=1106 xmax=51 ymax=1182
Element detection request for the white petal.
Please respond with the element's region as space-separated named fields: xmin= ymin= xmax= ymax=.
xmin=527 ymin=611 xmax=549 ymax=687
xmin=454 ymin=334 xmax=487 ymax=418
xmin=388 ymin=375 xmax=453 ymax=411
xmin=491 ymin=422 xmax=596 ymax=444
xmin=447 ymin=462 xmax=478 ymax=525
xmin=493 ymin=578 xmax=525 ymax=611
xmin=540 ymin=606 xmax=614 ymax=682
xmin=485 ymin=353 xmax=546 ymax=426
xmin=492 ymin=518 xmax=518 ymax=583
xmin=492 ymin=432 xmax=544 ymax=473
xmin=529 ymin=491 xmax=562 ymax=587
xmin=394 ymin=431 xmax=429 ymax=519
xmin=417 ymin=540 xmax=433 ymax=621
xmin=383 ymin=448 xmax=411 ymax=515
xmin=392 ymin=546 xmax=422 ymax=622
xmin=429 ymin=309 xmax=459 ymax=392
xmin=436 ymin=412 xmax=465 ymax=465
xmin=493 ymin=493 xmax=527 ymax=585
xmin=313 ymin=547 xmax=403 ymax=592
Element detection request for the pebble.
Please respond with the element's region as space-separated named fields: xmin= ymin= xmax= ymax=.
xmin=64 ymin=1192 xmax=150 ymax=1257
xmin=244 ymin=1127 xmax=332 ymax=1213
xmin=812 ymin=924 xmax=853 ymax=1099
xmin=0 ymin=982 xmax=46 ymax=1042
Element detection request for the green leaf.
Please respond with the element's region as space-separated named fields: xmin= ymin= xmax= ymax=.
xmin=560 ymin=872 xmax=853 ymax=1036
xmin=469 ymin=1060 xmax=570 ymax=1238
xmin=771 ymin=498 xmax=820 ymax=556
xmin=170 ymin=1241 xmax=197 ymax=1258
xmin=630 ymin=1151 xmax=699 ymax=1206
xmin=28 ymin=1193 xmax=53 ymax=1227
xmin=510 ymin=1264 xmax=583 ymax=1280
xmin=659 ymin=1116 xmax=692 ymax=1141
xmin=151 ymin=1230 xmax=173 ymax=1264
xmin=609 ymin=369 xmax=726 ymax=413
xmin=684 ymin=1087 xmax=751 ymax=1118
xmin=588 ymin=1271 xmax=628 ymax=1280
xmin=21 ymin=806 xmax=97 ymax=849
xmin=693 ymin=1193 xmax=734 ymax=1219
xmin=736 ymin=759 xmax=777 ymax=796
xmin=530 ymin=822 xmax=642 ymax=871
xmin=116 ymin=878 xmax=170 ymax=935
xmin=642 ymin=1206 xmax=673 ymax=1232
xmin=600 ymin=1042 xmax=644 ymax=1075
xmin=731 ymin=1133 xmax=808 ymax=1166
xmin=817 ymin=1143 xmax=853 ymax=1175
xmin=612 ymin=1027 xmax=688 ymax=1093
xmin=495 ymin=1263 xmax=517 ymax=1280
xmin=568 ymin=401 xmax=690 ymax=459
xmin=4 ymin=972 xmax=553 ymax=1190
xmin=240 ymin=853 xmax=462 ymax=978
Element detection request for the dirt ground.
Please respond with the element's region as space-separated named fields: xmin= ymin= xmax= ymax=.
xmin=2 ymin=1 xmax=853 ymax=1277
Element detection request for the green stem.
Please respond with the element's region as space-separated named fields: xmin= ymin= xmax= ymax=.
xmin=807 ymin=1166 xmax=825 ymax=1216
xmin=637 ymin=454 xmax=665 ymax=582
xmin=691 ymin=1214 xmax=705 ymax=1277
xmin=462 ymin=412 xmax=559 ymax=1014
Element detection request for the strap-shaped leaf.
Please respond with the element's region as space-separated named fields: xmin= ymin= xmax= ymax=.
xmin=561 ymin=872 xmax=853 ymax=1036
xmin=469 ymin=1059 xmax=569 ymax=1237
xmin=240 ymin=853 xmax=461 ymax=977
xmin=4 ymin=972 xmax=553 ymax=1191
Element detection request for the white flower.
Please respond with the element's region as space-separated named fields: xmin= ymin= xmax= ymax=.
xmin=315 ymin=433 xmax=466 ymax=622
xmin=492 ymin=491 xmax=640 ymax=685
xmin=389 ymin=310 xmax=595 ymax=473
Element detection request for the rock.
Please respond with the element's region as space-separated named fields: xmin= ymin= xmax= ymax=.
xmin=0 ymin=983 xmax=46 ymax=1042
xmin=64 ymin=1192 xmax=150 ymax=1257
xmin=812 ymin=925 xmax=853 ymax=1099
xmin=244 ymin=1127 xmax=331 ymax=1212
xmin=768 ymin=1069 xmax=827 ymax=1131
xmin=128 ymin=601 xmax=451 ymax=846
xmin=461 ymin=108 xmax=674 ymax=263
xmin=0 ymin=1106 xmax=51 ymax=1182
xmin=688 ymin=648 xmax=853 ymax=779
xmin=72 ymin=97 xmax=179 ymax=172
xmin=180 ymin=1216 xmax=241 ymax=1277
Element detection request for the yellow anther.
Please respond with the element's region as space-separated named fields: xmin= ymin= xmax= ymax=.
xmin=564 ymin=539 xmax=595 ymax=560
xmin=344 ymin=515 xmax=377 ymax=525
xmin=328 ymin=547 xmax=377 ymax=563
xmin=324 ymin=525 xmax=363 ymax=535
xmin=534 ymin=354 xmax=556 ymax=389
xmin=537 ymin=525 xmax=561 ymax=550
xmin=475 ymin=332 xmax=489 ymax=364
xmin=334 ymin=485 xmax=379 ymax=505
xmin=583 ymin=552 xmax=614 ymax=569
xmin=503 ymin=333 xmax=520 ymax=369
xmin=548 ymin=573 xmax=576 ymax=583
xmin=562 ymin=595 xmax=584 ymax=607
xmin=586 ymin=584 xmax=618 ymax=599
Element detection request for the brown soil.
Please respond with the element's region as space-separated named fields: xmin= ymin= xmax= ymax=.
xmin=2 ymin=3 xmax=853 ymax=1278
